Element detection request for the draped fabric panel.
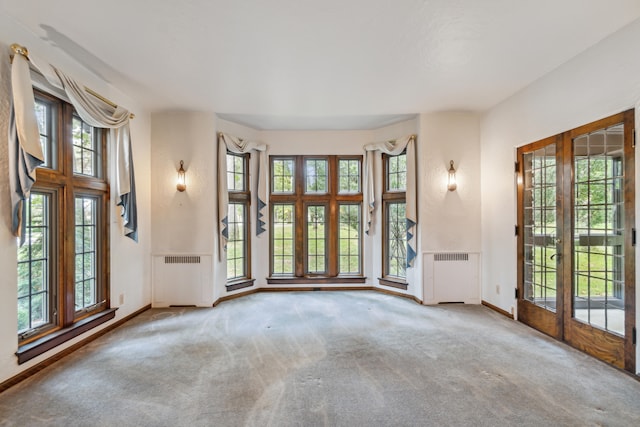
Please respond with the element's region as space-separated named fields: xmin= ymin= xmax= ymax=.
xmin=7 ymin=49 xmax=44 ymax=243
xmin=32 ymin=60 xmax=138 ymax=241
xmin=364 ymin=135 xmax=417 ymax=267
xmin=217 ymin=132 xmax=268 ymax=260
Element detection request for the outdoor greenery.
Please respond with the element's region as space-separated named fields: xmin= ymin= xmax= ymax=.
xmin=270 ymin=156 xmax=363 ymax=276
xmin=271 ymin=221 xmax=362 ymax=275
xmin=35 ymin=100 xmax=52 ymax=167
xmin=226 ymin=203 xmax=247 ymax=280
xmin=387 ymin=202 xmax=407 ymax=278
xmin=74 ymin=197 xmax=97 ymax=310
xmin=339 ymin=205 xmax=360 ymax=274
xmin=526 ymin=151 xmax=624 ymax=304
xmin=227 ymin=154 xmax=246 ymax=192
xmin=272 ymin=204 xmax=295 ymax=274
xmin=17 ymin=193 xmax=49 ymax=333
xmin=388 ymin=153 xmax=406 ymax=191
xmin=305 ymin=159 xmax=327 ymax=193
xmin=272 ymin=159 xmax=294 ymax=193
xmin=72 ymin=116 xmax=97 ymax=176
xmin=338 ymin=159 xmax=360 ymax=193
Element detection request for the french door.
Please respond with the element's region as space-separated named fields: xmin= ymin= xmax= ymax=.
xmin=517 ymin=110 xmax=635 ymax=372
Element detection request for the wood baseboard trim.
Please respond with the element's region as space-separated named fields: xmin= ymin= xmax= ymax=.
xmin=213 ymin=286 xmax=423 ymax=306
xmin=375 ymin=287 xmax=423 ymax=305
xmin=482 ymin=300 xmax=514 ymax=319
xmin=213 ymin=288 xmax=260 ymax=306
xmin=0 ymin=304 xmax=151 ymax=394
xmin=262 ymin=286 xmax=374 ymax=292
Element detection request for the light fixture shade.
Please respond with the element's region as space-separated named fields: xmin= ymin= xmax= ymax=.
xmin=447 ymin=160 xmax=457 ymax=192
xmin=177 ymin=160 xmax=186 ymax=192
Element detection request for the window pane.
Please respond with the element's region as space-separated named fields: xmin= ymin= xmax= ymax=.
xmin=227 ymin=153 xmax=246 ymax=192
xmin=386 ymin=202 xmax=407 ymax=278
xmin=75 ymin=196 xmax=98 ymax=310
xmin=338 ymin=159 xmax=361 ymax=193
xmin=227 ymin=203 xmax=247 ymax=280
xmin=306 ymin=205 xmax=326 ymax=274
xmin=387 ymin=154 xmax=407 ymax=191
xmin=72 ymin=116 xmax=99 ymax=177
xmin=305 ymin=159 xmax=328 ymax=194
xmin=17 ymin=193 xmax=51 ymax=334
xmin=272 ymin=204 xmax=295 ymax=275
xmin=522 ymin=147 xmax=558 ymax=311
xmin=339 ymin=204 xmax=361 ymax=274
xmin=272 ymin=159 xmax=295 ymax=193
xmin=35 ymin=99 xmax=56 ymax=168
xmin=573 ymin=123 xmax=625 ymax=335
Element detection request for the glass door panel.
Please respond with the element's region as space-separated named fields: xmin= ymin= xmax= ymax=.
xmin=572 ymin=124 xmax=625 ymax=335
xmin=523 ymin=144 xmax=558 ymax=311
xmin=517 ymin=109 xmax=634 ymax=372
xmin=517 ymin=137 xmax=563 ymax=340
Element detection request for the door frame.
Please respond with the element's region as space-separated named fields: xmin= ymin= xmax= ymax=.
xmin=516 ymin=134 xmax=564 ymax=341
xmin=516 ymin=109 xmax=635 ymax=373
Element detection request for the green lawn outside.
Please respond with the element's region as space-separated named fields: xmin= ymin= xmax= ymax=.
xmin=530 ymin=242 xmax=619 ymax=298
xmin=269 ymin=223 xmax=360 ymax=274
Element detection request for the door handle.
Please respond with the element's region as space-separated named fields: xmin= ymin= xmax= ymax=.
xmin=550 ymin=253 xmax=561 ymax=260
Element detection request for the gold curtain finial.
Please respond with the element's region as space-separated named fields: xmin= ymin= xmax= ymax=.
xmin=9 ymin=43 xmax=29 ymax=63
xmin=9 ymin=42 xmax=135 ymax=120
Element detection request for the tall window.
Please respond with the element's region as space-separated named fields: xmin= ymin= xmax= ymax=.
xmin=226 ymin=152 xmax=251 ymax=288
xmin=269 ymin=156 xmax=363 ymax=282
xmin=17 ymin=90 xmax=111 ymax=364
xmin=383 ymin=152 xmax=407 ymax=283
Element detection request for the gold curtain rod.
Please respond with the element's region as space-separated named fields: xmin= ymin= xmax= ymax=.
xmin=10 ymin=43 xmax=134 ymax=120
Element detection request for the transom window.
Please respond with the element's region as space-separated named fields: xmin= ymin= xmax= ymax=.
xmin=387 ymin=153 xmax=407 ymax=192
xmin=34 ymin=98 xmax=55 ymax=168
xmin=305 ymin=159 xmax=328 ymax=193
xmin=272 ymin=158 xmax=295 ymax=193
xmin=269 ymin=156 xmax=363 ymax=282
xmin=72 ymin=115 xmax=100 ymax=177
xmin=339 ymin=159 xmax=360 ymax=193
xmin=227 ymin=152 xmax=246 ymax=192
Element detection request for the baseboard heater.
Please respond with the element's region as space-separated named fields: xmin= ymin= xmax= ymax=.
xmin=423 ymin=252 xmax=480 ymax=305
xmin=152 ymin=254 xmax=213 ymax=307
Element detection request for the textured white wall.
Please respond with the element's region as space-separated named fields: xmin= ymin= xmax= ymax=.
xmin=480 ymin=19 xmax=640 ymax=371
xmin=419 ymin=112 xmax=481 ymax=253
xmin=0 ymin=16 xmax=152 ymax=384
xmin=150 ymin=112 xmax=217 ymax=254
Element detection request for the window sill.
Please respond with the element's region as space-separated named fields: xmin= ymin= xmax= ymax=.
xmin=267 ymin=276 xmax=367 ymax=285
xmin=226 ymin=278 xmax=256 ymax=292
xmin=378 ymin=277 xmax=408 ymax=290
xmin=16 ymin=308 xmax=117 ymax=365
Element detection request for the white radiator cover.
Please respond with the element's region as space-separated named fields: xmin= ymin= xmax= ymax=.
xmin=423 ymin=252 xmax=480 ymax=305
xmin=152 ymin=254 xmax=213 ymax=307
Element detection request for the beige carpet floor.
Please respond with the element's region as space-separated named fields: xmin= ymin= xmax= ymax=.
xmin=1 ymin=291 xmax=639 ymax=426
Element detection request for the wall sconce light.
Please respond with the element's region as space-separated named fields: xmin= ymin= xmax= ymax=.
xmin=176 ymin=160 xmax=186 ymax=192
xmin=447 ymin=160 xmax=457 ymax=192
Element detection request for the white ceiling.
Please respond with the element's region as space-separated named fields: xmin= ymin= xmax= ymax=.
xmin=3 ymin=1 xmax=640 ymax=130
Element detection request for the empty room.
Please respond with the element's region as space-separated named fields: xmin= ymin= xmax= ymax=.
xmin=1 ymin=1 xmax=640 ymax=425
